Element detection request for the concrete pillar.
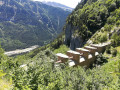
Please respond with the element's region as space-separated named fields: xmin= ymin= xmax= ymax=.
xmin=56 ymin=53 xmax=69 ymax=63
xmin=90 ymin=44 xmax=104 ymax=53
xmin=67 ymin=50 xmax=80 ymax=63
xmin=76 ymin=48 xmax=90 ymax=59
xmin=78 ymin=56 xmax=90 ymax=68
xmin=68 ymin=60 xmax=78 ymax=67
xmin=84 ymin=46 xmax=97 ymax=57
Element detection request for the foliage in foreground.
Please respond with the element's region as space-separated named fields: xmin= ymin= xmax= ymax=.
xmin=0 ymin=47 xmax=120 ymax=90
xmin=0 ymin=69 xmax=12 ymax=90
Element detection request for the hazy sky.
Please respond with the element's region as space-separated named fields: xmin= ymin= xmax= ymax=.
xmin=32 ymin=0 xmax=81 ymax=8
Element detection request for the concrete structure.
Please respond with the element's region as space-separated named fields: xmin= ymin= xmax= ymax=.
xmin=84 ymin=46 xmax=97 ymax=56
xmin=67 ymin=50 xmax=80 ymax=63
xmin=84 ymin=46 xmax=98 ymax=64
xmin=90 ymin=44 xmax=105 ymax=53
xmin=56 ymin=42 xmax=111 ymax=68
xmin=76 ymin=48 xmax=90 ymax=59
xmin=56 ymin=53 xmax=69 ymax=63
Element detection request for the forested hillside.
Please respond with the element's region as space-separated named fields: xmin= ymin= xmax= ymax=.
xmin=0 ymin=0 xmax=120 ymax=90
xmin=0 ymin=0 xmax=70 ymax=51
xmin=64 ymin=0 xmax=120 ymax=50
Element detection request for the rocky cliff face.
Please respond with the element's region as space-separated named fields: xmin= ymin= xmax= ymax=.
xmin=65 ymin=24 xmax=85 ymax=50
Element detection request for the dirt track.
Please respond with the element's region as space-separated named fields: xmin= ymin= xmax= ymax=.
xmin=4 ymin=45 xmax=39 ymax=56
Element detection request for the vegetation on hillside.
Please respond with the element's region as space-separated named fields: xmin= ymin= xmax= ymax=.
xmin=0 ymin=0 xmax=120 ymax=90
xmin=0 ymin=43 xmax=120 ymax=89
xmin=0 ymin=0 xmax=70 ymax=51
xmin=64 ymin=0 xmax=120 ymax=47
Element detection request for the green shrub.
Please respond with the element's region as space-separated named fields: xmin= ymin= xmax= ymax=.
xmin=111 ymin=33 xmax=120 ymax=47
xmin=106 ymin=46 xmax=111 ymax=54
xmin=53 ymin=45 xmax=69 ymax=54
xmin=111 ymin=48 xmax=117 ymax=57
xmin=104 ymin=24 xmax=113 ymax=31
xmin=116 ymin=20 xmax=120 ymax=26
xmin=91 ymin=54 xmax=108 ymax=68
xmin=0 ymin=70 xmax=13 ymax=90
xmin=99 ymin=33 xmax=108 ymax=43
xmin=107 ymin=16 xmax=116 ymax=25
xmin=108 ymin=2 xmax=116 ymax=12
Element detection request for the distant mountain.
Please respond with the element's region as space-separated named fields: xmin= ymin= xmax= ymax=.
xmin=0 ymin=0 xmax=70 ymax=51
xmin=42 ymin=1 xmax=73 ymax=11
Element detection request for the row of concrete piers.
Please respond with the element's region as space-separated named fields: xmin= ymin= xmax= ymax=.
xmin=56 ymin=42 xmax=111 ymax=68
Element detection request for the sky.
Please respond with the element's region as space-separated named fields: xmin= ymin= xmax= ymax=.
xmin=32 ymin=0 xmax=81 ymax=8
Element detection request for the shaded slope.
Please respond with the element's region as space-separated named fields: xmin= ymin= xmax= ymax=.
xmin=0 ymin=0 xmax=70 ymax=51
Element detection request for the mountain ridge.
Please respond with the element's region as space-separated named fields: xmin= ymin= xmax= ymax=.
xmin=42 ymin=1 xmax=73 ymax=11
xmin=0 ymin=0 xmax=70 ymax=51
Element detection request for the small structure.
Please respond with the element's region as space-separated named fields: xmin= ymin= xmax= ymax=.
xmin=67 ymin=50 xmax=80 ymax=63
xmin=90 ymin=44 xmax=105 ymax=53
xmin=84 ymin=46 xmax=97 ymax=57
xmin=76 ymin=48 xmax=90 ymax=59
xmin=56 ymin=53 xmax=69 ymax=63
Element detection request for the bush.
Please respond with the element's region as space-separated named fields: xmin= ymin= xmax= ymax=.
xmin=111 ymin=48 xmax=117 ymax=57
xmin=91 ymin=54 xmax=108 ymax=68
xmin=111 ymin=33 xmax=120 ymax=47
xmin=104 ymin=24 xmax=113 ymax=31
xmin=106 ymin=46 xmax=111 ymax=54
xmin=116 ymin=20 xmax=120 ymax=26
xmin=108 ymin=2 xmax=116 ymax=12
xmin=0 ymin=70 xmax=13 ymax=90
xmin=107 ymin=16 xmax=116 ymax=25
xmin=99 ymin=33 xmax=108 ymax=43
xmin=53 ymin=45 xmax=69 ymax=54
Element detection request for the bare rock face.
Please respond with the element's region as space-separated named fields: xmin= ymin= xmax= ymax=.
xmin=70 ymin=36 xmax=85 ymax=50
xmin=65 ymin=24 xmax=72 ymax=47
xmin=65 ymin=24 xmax=85 ymax=50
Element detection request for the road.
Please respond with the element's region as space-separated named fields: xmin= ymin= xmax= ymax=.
xmin=4 ymin=45 xmax=39 ymax=56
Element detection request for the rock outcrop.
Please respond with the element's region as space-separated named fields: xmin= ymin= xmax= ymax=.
xmin=65 ymin=24 xmax=85 ymax=50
